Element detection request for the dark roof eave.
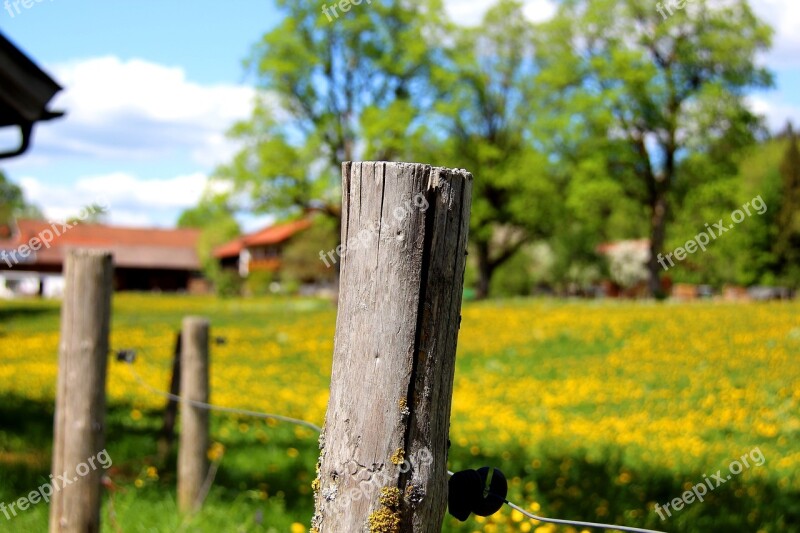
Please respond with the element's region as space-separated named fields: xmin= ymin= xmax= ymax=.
xmin=0 ymin=31 xmax=65 ymax=159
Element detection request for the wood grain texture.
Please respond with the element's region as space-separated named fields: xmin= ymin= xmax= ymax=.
xmin=50 ymin=250 xmax=113 ymax=533
xmin=178 ymin=317 xmax=210 ymax=514
xmin=313 ymin=162 xmax=473 ymax=532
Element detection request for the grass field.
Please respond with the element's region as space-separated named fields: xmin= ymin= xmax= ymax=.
xmin=1 ymin=295 xmax=799 ymax=532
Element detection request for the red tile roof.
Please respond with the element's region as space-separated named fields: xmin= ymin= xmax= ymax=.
xmin=214 ymin=219 xmax=312 ymax=259
xmin=213 ymin=239 xmax=244 ymax=259
xmin=0 ymin=219 xmax=201 ymax=270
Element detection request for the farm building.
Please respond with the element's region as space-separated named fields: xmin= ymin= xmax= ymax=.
xmin=213 ymin=218 xmax=312 ymax=277
xmin=0 ymin=219 xmax=205 ymax=297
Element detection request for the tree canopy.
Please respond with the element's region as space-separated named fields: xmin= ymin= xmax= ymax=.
xmin=209 ymin=0 xmax=780 ymax=297
xmin=214 ymin=0 xmax=446 ymax=222
xmin=0 ymin=170 xmax=42 ymax=236
xmin=533 ymin=0 xmax=773 ymax=295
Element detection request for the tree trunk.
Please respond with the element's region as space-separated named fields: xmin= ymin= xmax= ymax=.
xmin=647 ymin=193 xmax=668 ymax=297
xmin=475 ymin=241 xmax=493 ymax=300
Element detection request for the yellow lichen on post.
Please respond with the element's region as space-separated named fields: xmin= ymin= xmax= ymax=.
xmin=380 ymin=487 xmax=402 ymax=508
xmin=368 ymin=507 xmax=401 ymax=533
xmin=390 ymin=448 xmax=405 ymax=465
xmin=398 ymin=398 xmax=409 ymax=414
xmin=368 ymin=487 xmax=403 ymax=533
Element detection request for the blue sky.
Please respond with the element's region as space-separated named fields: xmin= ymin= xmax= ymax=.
xmin=1 ymin=0 xmax=798 ymax=229
xmin=1 ymin=1 xmax=280 ymax=83
xmin=1 ymin=0 xmax=281 ymax=228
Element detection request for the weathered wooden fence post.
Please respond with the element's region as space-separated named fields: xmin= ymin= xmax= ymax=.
xmin=313 ymin=162 xmax=473 ymax=532
xmin=178 ymin=317 xmax=210 ymax=513
xmin=50 ymin=250 xmax=113 ymax=533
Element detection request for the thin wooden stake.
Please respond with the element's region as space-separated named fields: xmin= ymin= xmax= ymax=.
xmin=177 ymin=317 xmax=210 ymax=514
xmin=157 ymin=330 xmax=182 ymax=462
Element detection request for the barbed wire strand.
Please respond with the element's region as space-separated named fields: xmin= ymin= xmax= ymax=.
xmin=126 ymin=360 xmax=662 ymax=532
xmin=446 ymin=471 xmax=664 ymax=533
xmin=504 ymin=500 xmax=664 ymax=533
xmin=124 ymin=362 xmax=322 ymax=433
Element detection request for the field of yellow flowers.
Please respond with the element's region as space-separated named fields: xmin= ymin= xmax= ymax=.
xmin=0 ymin=294 xmax=798 ymax=532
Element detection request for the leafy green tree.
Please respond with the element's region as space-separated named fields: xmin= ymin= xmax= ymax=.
xmin=66 ymin=203 xmax=109 ymax=225
xmin=667 ymin=133 xmax=786 ymax=288
xmin=178 ymin=198 xmax=241 ymax=294
xmin=281 ymin=215 xmax=339 ymax=286
xmin=666 ymin=176 xmax=747 ymax=285
xmin=178 ymin=199 xmax=234 ymax=231
xmin=0 ymin=170 xmax=42 ymax=235
xmin=420 ymin=0 xmax=561 ymax=298
xmin=539 ymin=116 xmax=649 ymax=291
xmin=214 ymin=0 xmax=446 ymax=224
xmin=773 ymin=124 xmax=800 ymax=286
xmin=534 ymin=0 xmax=773 ymax=296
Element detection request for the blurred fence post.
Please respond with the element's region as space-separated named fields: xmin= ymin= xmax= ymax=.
xmin=50 ymin=249 xmax=113 ymax=533
xmin=178 ymin=317 xmax=210 ymax=513
xmin=312 ymin=162 xmax=473 ymax=532
xmin=157 ymin=330 xmax=182 ymax=461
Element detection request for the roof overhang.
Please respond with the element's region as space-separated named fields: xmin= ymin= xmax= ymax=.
xmin=0 ymin=32 xmax=64 ymax=159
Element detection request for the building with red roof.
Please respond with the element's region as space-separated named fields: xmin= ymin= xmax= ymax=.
xmin=213 ymin=218 xmax=312 ymax=277
xmin=0 ymin=219 xmax=204 ymax=296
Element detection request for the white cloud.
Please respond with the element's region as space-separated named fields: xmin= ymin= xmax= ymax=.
xmin=18 ymin=172 xmax=210 ymax=227
xmin=521 ymin=0 xmax=559 ymax=23
xmin=443 ymin=0 xmax=557 ymax=26
xmin=747 ymin=95 xmax=800 ymax=132
xmin=444 ymin=0 xmax=799 ymax=70
xmin=443 ymin=0 xmax=493 ymax=25
xmin=73 ymin=171 xmax=208 ymax=210
xmin=751 ymin=0 xmax=800 ymax=69
xmin=30 ymin=56 xmax=257 ymax=167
